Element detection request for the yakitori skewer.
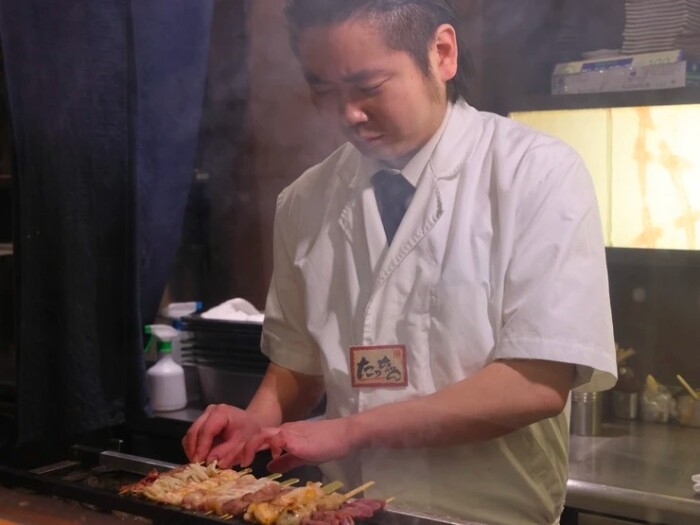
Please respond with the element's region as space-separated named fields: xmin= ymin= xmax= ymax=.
xmin=342 ymin=480 xmax=375 ymax=500
xmin=280 ymin=477 xmax=300 ymax=487
xmin=321 ymin=480 xmax=344 ymax=494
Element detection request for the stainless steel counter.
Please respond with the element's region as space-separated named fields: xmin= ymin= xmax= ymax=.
xmin=567 ymin=420 xmax=700 ymax=524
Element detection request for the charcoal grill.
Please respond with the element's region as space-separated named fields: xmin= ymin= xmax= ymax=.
xmin=0 ymin=444 xmax=482 ymax=525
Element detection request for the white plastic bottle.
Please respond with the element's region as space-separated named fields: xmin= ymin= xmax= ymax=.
xmin=145 ymin=324 xmax=187 ymax=411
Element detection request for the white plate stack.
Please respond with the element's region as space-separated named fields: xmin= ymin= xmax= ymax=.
xmin=622 ymin=0 xmax=700 ymax=59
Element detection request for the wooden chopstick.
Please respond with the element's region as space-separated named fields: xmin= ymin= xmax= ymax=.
xmin=616 ymin=347 xmax=635 ymax=365
xmin=677 ymin=374 xmax=699 ymax=400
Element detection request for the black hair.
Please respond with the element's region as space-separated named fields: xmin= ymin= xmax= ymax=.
xmin=284 ymin=0 xmax=473 ymax=103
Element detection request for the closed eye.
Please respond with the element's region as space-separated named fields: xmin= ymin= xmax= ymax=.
xmin=310 ymin=84 xmax=336 ymax=97
xmin=357 ymin=80 xmax=387 ymax=95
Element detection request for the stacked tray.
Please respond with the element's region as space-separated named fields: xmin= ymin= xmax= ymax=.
xmin=179 ymin=315 xmax=268 ymax=375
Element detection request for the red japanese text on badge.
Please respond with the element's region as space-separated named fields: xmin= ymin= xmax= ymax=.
xmin=349 ymin=345 xmax=408 ymax=388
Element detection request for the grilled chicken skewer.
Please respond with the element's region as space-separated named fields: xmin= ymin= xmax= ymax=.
xmin=121 ymin=463 xmax=386 ymax=525
xmin=245 ymin=481 xmax=377 ymax=525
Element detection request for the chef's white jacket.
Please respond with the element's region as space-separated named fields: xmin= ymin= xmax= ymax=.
xmin=261 ymin=100 xmax=617 ymax=525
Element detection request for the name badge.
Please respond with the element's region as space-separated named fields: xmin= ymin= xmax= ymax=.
xmin=350 ymin=345 xmax=408 ymax=388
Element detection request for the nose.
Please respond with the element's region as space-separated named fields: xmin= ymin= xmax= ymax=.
xmin=339 ymin=96 xmax=367 ymax=127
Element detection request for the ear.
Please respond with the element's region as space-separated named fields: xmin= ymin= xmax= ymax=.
xmin=432 ymin=23 xmax=458 ymax=82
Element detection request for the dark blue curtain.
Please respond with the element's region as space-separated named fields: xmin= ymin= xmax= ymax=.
xmin=0 ymin=0 xmax=213 ymax=444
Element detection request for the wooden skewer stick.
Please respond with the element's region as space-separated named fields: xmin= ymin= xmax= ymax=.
xmin=321 ymin=480 xmax=344 ymax=494
xmin=385 ymin=496 xmax=396 ymax=504
xmin=280 ymin=477 xmax=300 ymax=487
xmin=265 ymin=473 xmax=283 ymax=480
xmin=237 ymin=468 xmax=253 ymax=476
xmin=343 ymin=480 xmax=375 ymax=500
xmin=677 ymin=374 xmax=699 ymax=400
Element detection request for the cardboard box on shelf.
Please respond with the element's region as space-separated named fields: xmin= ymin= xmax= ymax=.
xmin=552 ymin=60 xmax=700 ymax=95
xmin=552 ymin=49 xmax=685 ymax=76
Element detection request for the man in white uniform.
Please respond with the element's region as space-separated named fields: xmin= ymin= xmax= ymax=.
xmin=184 ymin=1 xmax=617 ymax=523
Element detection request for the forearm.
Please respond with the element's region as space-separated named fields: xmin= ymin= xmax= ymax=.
xmin=347 ymin=359 xmax=574 ymax=450
xmin=246 ymin=362 xmax=325 ymax=427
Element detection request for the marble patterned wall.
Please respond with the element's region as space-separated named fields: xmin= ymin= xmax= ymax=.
xmin=511 ymin=104 xmax=700 ymax=250
xmin=611 ymin=106 xmax=700 ymax=250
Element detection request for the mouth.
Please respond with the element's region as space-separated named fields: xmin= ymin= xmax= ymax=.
xmin=354 ymin=133 xmax=384 ymax=145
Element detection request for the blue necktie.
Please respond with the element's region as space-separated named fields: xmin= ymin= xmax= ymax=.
xmin=371 ymin=169 xmax=415 ymax=245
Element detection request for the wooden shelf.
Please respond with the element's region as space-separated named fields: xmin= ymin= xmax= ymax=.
xmin=511 ymin=87 xmax=700 ymax=112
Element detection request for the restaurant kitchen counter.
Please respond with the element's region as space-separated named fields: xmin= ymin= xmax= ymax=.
xmin=567 ymin=420 xmax=700 ymax=524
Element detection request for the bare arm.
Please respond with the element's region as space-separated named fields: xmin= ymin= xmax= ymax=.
xmin=347 ymin=358 xmax=574 ymax=449
xmin=265 ymin=359 xmax=574 ymax=471
xmin=247 ymin=362 xmax=326 ymax=426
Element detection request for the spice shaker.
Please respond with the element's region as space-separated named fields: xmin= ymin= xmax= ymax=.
xmin=570 ymin=391 xmax=602 ymax=436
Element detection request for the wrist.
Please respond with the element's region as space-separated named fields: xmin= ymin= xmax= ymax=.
xmin=345 ymin=411 xmax=372 ymax=451
xmin=245 ymin=404 xmax=281 ymax=428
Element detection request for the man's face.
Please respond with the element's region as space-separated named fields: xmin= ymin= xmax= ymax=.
xmin=297 ymin=19 xmax=449 ymax=168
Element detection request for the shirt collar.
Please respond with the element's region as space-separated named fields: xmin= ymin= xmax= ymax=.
xmin=361 ymin=102 xmax=453 ymax=188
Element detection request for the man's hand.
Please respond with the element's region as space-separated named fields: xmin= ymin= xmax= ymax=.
xmin=182 ymin=404 xmax=264 ymax=468
xmin=247 ymin=418 xmax=354 ymax=473
xmin=181 ymin=363 xmax=325 ymax=469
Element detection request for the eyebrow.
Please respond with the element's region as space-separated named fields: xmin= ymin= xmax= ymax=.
xmin=304 ymin=69 xmax=390 ymax=85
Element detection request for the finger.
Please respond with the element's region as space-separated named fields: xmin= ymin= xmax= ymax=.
xmin=193 ymin=405 xmax=229 ymax=462
xmin=239 ymin=429 xmax=277 ymax=467
xmin=208 ymin=438 xmax=246 ymax=469
xmin=267 ymin=452 xmax=307 ymax=473
xmin=267 ymin=429 xmax=288 ymax=459
xmin=182 ymin=404 xmax=216 ymax=460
